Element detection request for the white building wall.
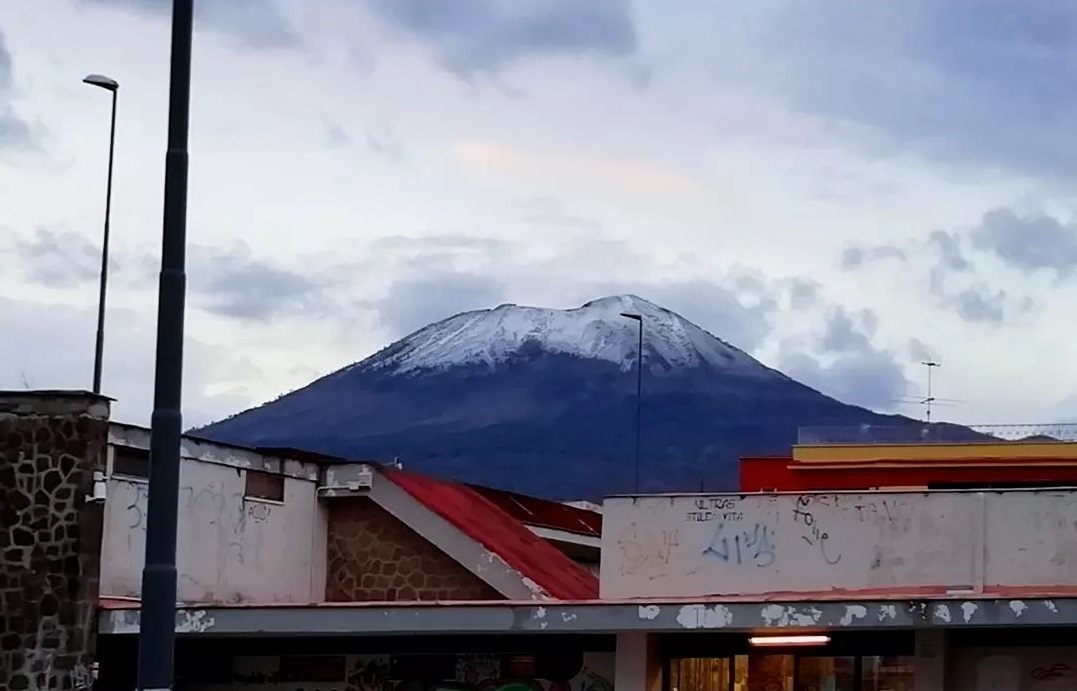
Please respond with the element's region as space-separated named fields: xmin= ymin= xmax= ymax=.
xmin=99 ymin=435 xmax=325 ymax=604
xmin=601 ymin=490 xmax=1077 ymax=599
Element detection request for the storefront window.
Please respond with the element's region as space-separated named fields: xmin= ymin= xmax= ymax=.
xmin=796 ymin=656 xmax=855 ymax=691
xmin=671 ymin=657 xmax=731 ymax=691
xmin=669 ymin=654 xmax=913 ymax=691
xmin=735 ymin=655 xmax=793 ymax=691
xmin=860 ymin=656 xmax=914 ymax=691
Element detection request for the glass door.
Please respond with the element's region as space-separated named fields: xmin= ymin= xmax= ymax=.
xmin=796 ymin=656 xmax=856 ymax=691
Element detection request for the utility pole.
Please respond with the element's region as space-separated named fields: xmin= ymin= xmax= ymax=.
xmin=620 ymin=312 xmax=643 ymax=493
xmin=137 ymin=0 xmax=193 ymax=689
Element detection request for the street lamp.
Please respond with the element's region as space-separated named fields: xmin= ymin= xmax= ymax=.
xmin=138 ymin=0 xmax=193 ymax=689
xmin=82 ymin=73 xmax=119 ymax=395
xmin=620 ymin=312 xmax=643 ymax=493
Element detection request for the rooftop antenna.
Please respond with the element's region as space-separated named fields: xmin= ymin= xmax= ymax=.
xmin=893 ymin=359 xmax=962 ymax=425
xmin=921 ymin=360 xmax=940 ymax=423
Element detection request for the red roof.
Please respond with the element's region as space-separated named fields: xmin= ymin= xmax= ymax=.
xmin=383 ymin=468 xmax=599 ymax=600
xmin=467 ymin=485 xmax=601 ymax=536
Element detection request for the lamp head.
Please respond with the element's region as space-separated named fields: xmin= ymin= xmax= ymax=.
xmin=83 ymin=74 xmax=119 ymax=92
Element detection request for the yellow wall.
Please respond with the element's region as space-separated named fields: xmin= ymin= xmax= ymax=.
xmin=792 ymin=441 xmax=1077 ymax=463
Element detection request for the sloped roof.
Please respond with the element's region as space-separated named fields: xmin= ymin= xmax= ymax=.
xmin=467 ymin=484 xmax=601 ymax=536
xmin=383 ymin=468 xmax=599 ymax=600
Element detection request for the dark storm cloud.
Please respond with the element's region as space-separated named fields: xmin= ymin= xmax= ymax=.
xmin=971 ymin=207 xmax=1077 ymax=280
xmin=364 ymin=0 xmax=638 ymax=77
xmin=755 ymin=0 xmax=1077 ymax=178
xmin=79 ymin=0 xmax=300 ymax=49
xmin=0 ymin=30 xmax=36 ymax=151
xmin=377 ymin=271 xmax=506 ymax=338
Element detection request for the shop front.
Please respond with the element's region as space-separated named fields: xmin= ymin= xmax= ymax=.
xmin=664 ymin=632 xmax=915 ymax=691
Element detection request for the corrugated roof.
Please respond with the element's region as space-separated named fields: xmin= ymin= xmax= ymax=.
xmin=466 ymin=484 xmax=601 ymax=536
xmin=383 ymin=468 xmax=599 ymax=600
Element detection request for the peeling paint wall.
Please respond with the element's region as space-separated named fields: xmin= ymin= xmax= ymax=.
xmin=100 ymin=455 xmax=324 ymax=604
xmin=601 ymin=491 xmax=1077 ymax=598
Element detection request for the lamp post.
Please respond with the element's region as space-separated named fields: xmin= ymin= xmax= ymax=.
xmin=620 ymin=312 xmax=643 ymax=493
xmin=82 ymin=73 xmax=119 ymax=395
xmin=137 ymin=0 xmax=193 ymax=689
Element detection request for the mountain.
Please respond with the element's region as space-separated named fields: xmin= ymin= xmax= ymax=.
xmin=195 ymin=295 xmax=924 ymax=500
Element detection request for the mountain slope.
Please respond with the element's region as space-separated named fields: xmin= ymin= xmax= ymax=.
xmin=196 ymin=295 xmax=920 ymax=499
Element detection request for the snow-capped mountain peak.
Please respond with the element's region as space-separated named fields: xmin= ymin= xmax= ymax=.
xmin=369 ymin=294 xmax=768 ymax=375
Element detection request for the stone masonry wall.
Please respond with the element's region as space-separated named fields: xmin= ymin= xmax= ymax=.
xmin=0 ymin=392 xmax=110 ymax=691
xmin=326 ymin=498 xmax=501 ymax=601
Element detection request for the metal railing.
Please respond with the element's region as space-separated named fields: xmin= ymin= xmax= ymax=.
xmin=797 ymin=423 xmax=1077 ymax=446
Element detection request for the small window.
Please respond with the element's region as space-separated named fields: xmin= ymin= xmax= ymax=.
xmin=112 ymin=446 xmax=150 ymax=479
xmin=244 ymin=469 xmax=284 ymax=502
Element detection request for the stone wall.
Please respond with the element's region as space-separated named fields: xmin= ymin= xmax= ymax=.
xmin=0 ymin=391 xmax=110 ymax=691
xmin=326 ymin=498 xmax=501 ymax=601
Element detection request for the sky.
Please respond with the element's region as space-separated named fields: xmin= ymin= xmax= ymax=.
xmin=2 ymin=0 xmax=1077 ymax=429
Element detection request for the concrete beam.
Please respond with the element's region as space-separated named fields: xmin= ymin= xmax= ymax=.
xmin=99 ymin=597 xmax=1077 ymax=637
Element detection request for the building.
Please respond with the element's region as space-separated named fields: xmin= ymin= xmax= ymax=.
xmin=1 ymin=391 xmax=605 ymax=691
xmin=740 ymin=423 xmax=1077 ymax=492
xmin=6 ymin=395 xmax=1077 ymax=691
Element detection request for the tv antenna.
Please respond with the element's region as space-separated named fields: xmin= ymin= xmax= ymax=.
xmin=894 ymin=360 xmax=963 ymax=423
xmin=922 ymin=360 xmax=939 ymax=422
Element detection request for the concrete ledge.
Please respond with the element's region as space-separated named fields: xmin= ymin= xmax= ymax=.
xmin=98 ymin=597 xmax=1077 ymax=636
xmin=0 ymin=390 xmax=111 ymax=419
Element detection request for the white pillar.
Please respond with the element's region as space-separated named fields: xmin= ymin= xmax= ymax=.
xmin=914 ymin=629 xmax=947 ymax=691
xmin=614 ymin=633 xmax=662 ymax=691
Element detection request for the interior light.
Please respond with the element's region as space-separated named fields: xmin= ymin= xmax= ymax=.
xmin=748 ymin=634 xmax=830 ymax=647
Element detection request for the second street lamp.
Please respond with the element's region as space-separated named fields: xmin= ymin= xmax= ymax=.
xmin=83 ymin=73 xmax=119 ymax=395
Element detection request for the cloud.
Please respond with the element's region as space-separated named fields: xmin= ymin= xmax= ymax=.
xmin=754 ymin=1 xmax=1077 ymax=177
xmin=78 ymin=0 xmax=301 ymax=49
xmin=785 ymin=278 xmax=820 ymax=310
xmin=377 ymin=271 xmax=506 ymax=338
xmin=0 ymin=30 xmax=36 ymax=151
xmin=187 ymin=242 xmax=337 ymax=321
xmin=819 ymin=306 xmax=874 ymax=353
xmin=364 ymin=0 xmax=638 ymax=77
xmin=927 ymin=229 xmax=970 ymax=272
xmin=944 ymin=285 xmax=1006 ymax=325
xmin=0 ymin=229 xmax=332 ymax=322
xmin=641 ymin=278 xmax=777 ymax=353
xmin=972 ymin=207 xmax=1077 ymax=280
xmin=1 ymin=226 xmax=100 ymax=288
xmin=0 ymin=295 xmax=251 ymax=427
xmin=839 ymin=210 xmax=1050 ymax=325
xmin=839 ymin=244 xmax=906 ymax=270
xmin=511 ymin=196 xmax=602 ymax=232
xmin=778 ymin=306 xmax=909 ymax=410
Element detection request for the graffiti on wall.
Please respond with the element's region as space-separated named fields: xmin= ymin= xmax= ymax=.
xmin=603 ymin=490 xmax=990 ymax=598
xmin=186 ymin=653 xmax=615 ymax=691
